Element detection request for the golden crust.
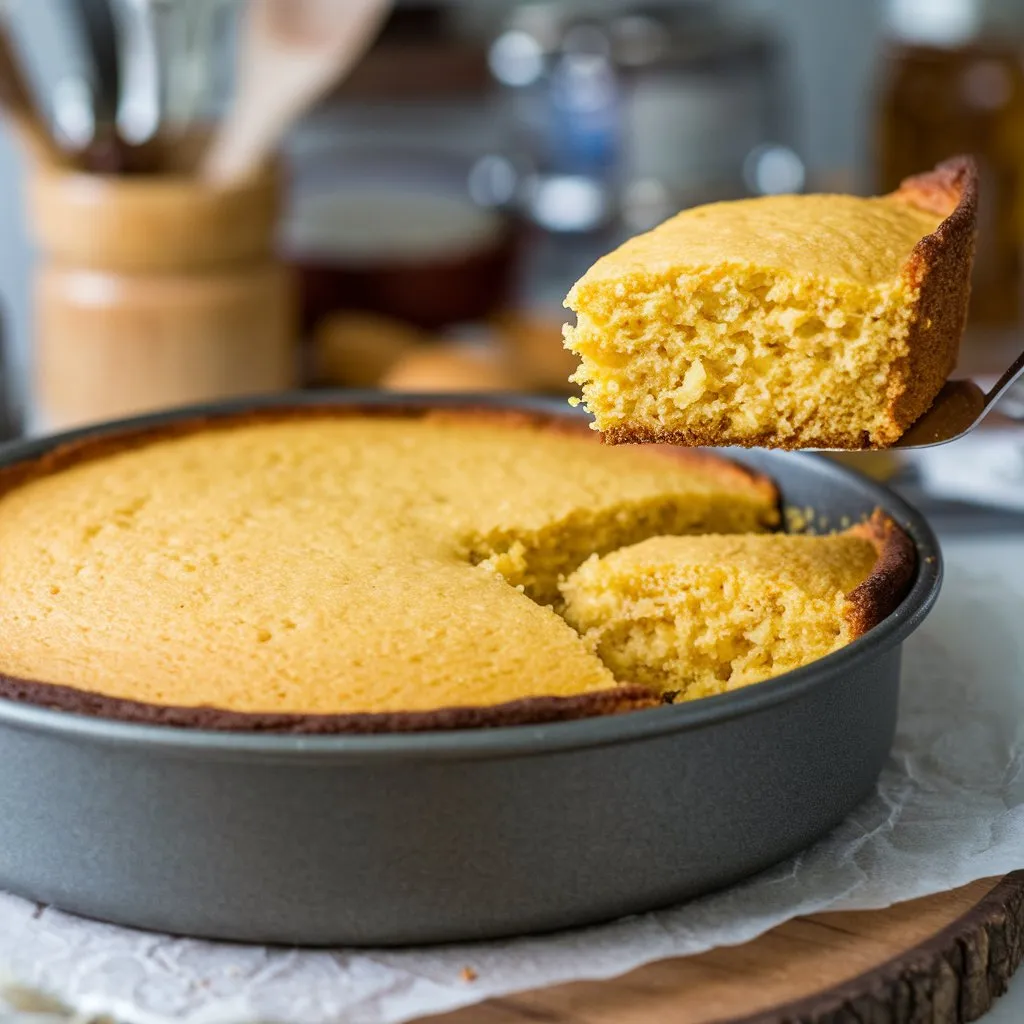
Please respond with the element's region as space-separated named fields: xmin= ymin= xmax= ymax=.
xmin=0 ymin=402 xmax=775 ymax=733
xmin=0 ymin=403 xmax=778 ymax=503
xmin=600 ymin=157 xmax=979 ymax=451
xmin=843 ymin=510 xmax=918 ymax=637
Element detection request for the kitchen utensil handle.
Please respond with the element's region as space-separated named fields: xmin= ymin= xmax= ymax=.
xmin=201 ymin=0 xmax=390 ymax=186
xmin=0 ymin=20 xmax=67 ymax=166
xmin=114 ymin=0 xmax=161 ymax=144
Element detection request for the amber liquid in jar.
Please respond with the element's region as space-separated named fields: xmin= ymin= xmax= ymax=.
xmin=877 ymin=42 xmax=1024 ymax=327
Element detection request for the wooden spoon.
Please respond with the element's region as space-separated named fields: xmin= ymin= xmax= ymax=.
xmin=0 ymin=20 xmax=66 ymax=167
xmin=201 ymin=0 xmax=390 ymax=185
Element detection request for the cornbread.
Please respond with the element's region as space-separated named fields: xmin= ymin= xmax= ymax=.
xmin=561 ymin=512 xmax=914 ymax=701
xmin=564 ymin=157 xmax=978 ymax=449
xmin=0 ymin=408 xmax=779 ymax=731
xmin=495 ymin=311 xmax=580 ymax=392
xmin=381 ymin=343 xmax=524 ymax=393
xmin=311 ymin=312 xmax=423 ymax=387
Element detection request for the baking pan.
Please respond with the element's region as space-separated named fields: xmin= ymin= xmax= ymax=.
xmin=0 ymin=392 xmax=941 ymax=946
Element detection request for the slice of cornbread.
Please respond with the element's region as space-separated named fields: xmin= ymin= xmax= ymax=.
xmin=560 ymin=512 xmax=914 ymax=701
xmin=564 ymin=158 xmax=977 ymax=450
xmin=0 ymin=409 xmax=778 ymax=731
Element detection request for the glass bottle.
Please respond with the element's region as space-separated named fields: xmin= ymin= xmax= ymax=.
xmin=876 ymin=0 xmax=1024 ymax=332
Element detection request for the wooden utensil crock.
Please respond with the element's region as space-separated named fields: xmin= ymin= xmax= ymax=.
xmin=28 ymin=165 xmax=296 ymax=431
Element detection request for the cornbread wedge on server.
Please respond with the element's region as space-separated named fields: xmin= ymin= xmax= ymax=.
xmin=564 ymin=157 xmax=977 ymax=449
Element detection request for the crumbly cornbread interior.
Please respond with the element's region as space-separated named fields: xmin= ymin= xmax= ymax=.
xmin=565 ymin=193 xmax=945 ymax=449
xmin=561 ymin=531 xmax=879 ymax=701
xmin=0 ymin=415 xmax=779 ymax=716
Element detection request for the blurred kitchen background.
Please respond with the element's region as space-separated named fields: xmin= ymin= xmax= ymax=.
xmin=0 ymin=0 xmax=1021 ymax=517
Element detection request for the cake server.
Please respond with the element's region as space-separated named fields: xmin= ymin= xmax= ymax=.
xmin=866 ymin=345 xmax=1024 ymax=450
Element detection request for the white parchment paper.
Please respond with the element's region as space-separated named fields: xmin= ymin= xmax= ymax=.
xmin=1 ymin=537 xmax=1023 ymax=1024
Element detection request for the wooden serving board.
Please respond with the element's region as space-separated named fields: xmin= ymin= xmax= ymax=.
xmin=428 ymin=874 xmax=1024 ymax=1024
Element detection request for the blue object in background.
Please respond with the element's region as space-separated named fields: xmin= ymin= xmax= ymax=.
xmin=546 ymin=48 xmax=621 ymax=177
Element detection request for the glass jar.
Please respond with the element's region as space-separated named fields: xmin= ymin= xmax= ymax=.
xmin=876 ymin=0 xmax=1024 ymax=333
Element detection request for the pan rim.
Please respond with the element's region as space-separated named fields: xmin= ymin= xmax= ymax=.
xmin=0 ymin=391 xmax=941 ymax=760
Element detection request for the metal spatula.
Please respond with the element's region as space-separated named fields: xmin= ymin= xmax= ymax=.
xmin=0 ymin=13 xmax=66 ymax=166
xmin=853 ymin=347 xmax=1024 ymax=450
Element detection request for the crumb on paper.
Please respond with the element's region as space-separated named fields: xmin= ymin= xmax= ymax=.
xmin=460 ymin=967 xmax=478 ymax=983
xmin=0 ymin=981 xmax=70 ymax=1016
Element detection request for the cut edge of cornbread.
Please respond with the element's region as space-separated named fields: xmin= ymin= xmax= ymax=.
xmin=559 ymin=510 xmax=916 ymax=702
xmin=464 ymin=442 xmax=780 ymax=604
xmin=564 ymin=157 xmax=978 ymax=451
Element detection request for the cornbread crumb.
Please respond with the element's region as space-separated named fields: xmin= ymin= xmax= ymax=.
xmin=784 ymin=506 xmax=818 ymax=533
xmin=564 ymin=159 xmax=977 ymax=450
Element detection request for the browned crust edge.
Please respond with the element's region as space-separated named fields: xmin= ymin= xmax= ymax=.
xmin=0 ymin=401 xmax=775 ymax=733
xmin=597 ymin=156 xmax=979 ymax=451
xmin=601 ymin=425 xmax=880 ymax=451
xmin=886 ymin=155 xmax=979 ymax=439
xmin=0 ymin=675 xmax=660 ymax=733
xmin=844 ymin=510 xmax=918 ymax=638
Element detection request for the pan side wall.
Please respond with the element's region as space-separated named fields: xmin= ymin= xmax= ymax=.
xmin=0 ymin=648 xmax=899 ymax=946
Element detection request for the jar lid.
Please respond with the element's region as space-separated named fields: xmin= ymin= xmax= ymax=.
xmin=886 ymin=0 xmax=1023 ymax=45
xmin=886 ymin=0 xmax=980 ymax=45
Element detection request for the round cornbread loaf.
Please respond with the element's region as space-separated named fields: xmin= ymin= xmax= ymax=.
xmin=0 ymin=407 xmax=780 ymax=731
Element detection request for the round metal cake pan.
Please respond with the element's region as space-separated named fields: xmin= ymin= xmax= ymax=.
xmin=0 ymin=392 xmax=941 ymax=946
